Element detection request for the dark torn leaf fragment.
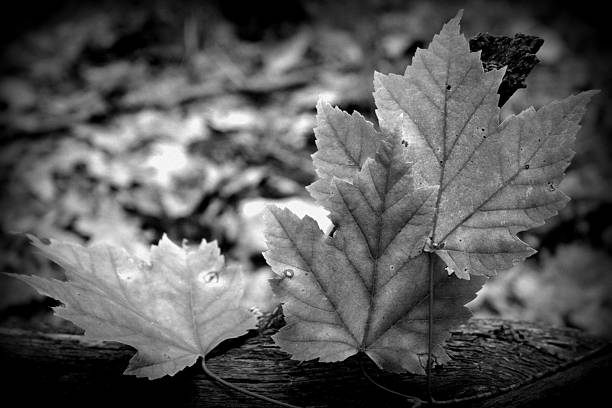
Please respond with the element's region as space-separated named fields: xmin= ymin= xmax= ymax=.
xmin=470 ymin=33 xmax=544 ymax=106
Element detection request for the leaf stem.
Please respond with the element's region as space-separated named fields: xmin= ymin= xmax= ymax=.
xmin=201 ymin=359 xmax=303 ymax=408
xmin=358 ymin=354 xmax=425 ymax=406
xmin=427 ymin=253 xmax=435 ymax=404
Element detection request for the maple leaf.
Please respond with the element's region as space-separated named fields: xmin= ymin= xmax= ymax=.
xmin=307 ymin=100 xmax=385 ymax=204
xmin=374 ymin=11 xmax=597 ymax=278
xmin=264 ymin=134 xmax=485 ymax=373
xmin=12 ymin=235 xmax=257 ymax=379
xmin=264 ymin=11 xmax=595 ymax=374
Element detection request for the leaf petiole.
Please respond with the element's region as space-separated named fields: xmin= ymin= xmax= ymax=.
xmin=427 ymin=252 xmax=435 ymax=404
xmin=358 ymin=354 xmax=425 ymax=407
xmin=201 ymin=359 xmax=303 ymax=408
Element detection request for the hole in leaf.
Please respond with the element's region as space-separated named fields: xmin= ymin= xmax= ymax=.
xmin=283 ymin=269 xmax=294 ymax=279
xmin=203 ymin=271 xmax=219 ymax=284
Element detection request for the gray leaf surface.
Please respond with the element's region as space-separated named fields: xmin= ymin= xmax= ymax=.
xmin=12 ymin=235 xmax=257 ymax=379
xmin=374 ymin=12 xmax=596 ymax=277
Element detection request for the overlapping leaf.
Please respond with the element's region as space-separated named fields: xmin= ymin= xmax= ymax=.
xmin=307 ymin=100 xmax=384 ymax=204
xmin=374 ymin=12 xmax=596 ymax=277
xmin=12 ymin=235 xmax=257 ymax=379
xmin=265 ymin=11 xmax=595 ymax=373
xmin=265 ymin=135 xmax=484 ymax=373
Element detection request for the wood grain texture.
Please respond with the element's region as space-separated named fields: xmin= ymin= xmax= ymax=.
xmin=1 ymin=318 xmax=610 ymax=407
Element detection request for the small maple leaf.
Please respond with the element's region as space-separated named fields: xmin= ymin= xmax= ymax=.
xmin=374 ymin=11 xmax=597 ymax=278
xmin=264 ymin=134 xmax=485 ymax=373
xmin=12 ymin=235 xmax=257 ymax=379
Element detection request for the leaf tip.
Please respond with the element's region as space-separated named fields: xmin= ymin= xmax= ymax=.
xmin=315 ymin=96 xmax=334 ymax=114
xmin=155 ymin=233 xmax=177 ymax=251
xmin=454 ymin=9 xmax=464 ymax=22
xmin=315 ymin=97 xmax=326 ymax=111
xmin=446 ymin=9 xmax=464 ymax=28
xmin=577 ymin=89 xmax=600 ymax=106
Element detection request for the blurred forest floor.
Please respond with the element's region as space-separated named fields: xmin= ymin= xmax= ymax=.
xmin=1 ymin=0 xmax=611 ymax=338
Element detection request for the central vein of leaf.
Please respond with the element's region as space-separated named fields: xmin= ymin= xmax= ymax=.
xmin=430 ymin=59 xmax=451 ymax=245
xmin=436 ymin=123 xmax=558 ymax=246
xmin=275 ymin=212 xmax=362 ymax=348
xmin=187 ymin=257 xmax=205 ymax=355
xmin=362 ymin=144 xmax=394 ymax=347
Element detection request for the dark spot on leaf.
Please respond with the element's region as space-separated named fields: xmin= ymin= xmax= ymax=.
xmin=39 ymin=237 xmax=51 ymax=245
xmin=481 ymin=128 xmax=485 ymax=132
xmin=204 ymin=272 xmax=219 ymax=283
xmin=524 ymin=164 xmax=530 ymax=169
xmin=446 ymin=84 xmax=451 ymax=90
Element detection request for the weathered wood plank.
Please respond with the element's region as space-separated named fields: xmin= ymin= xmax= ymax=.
xmin=1 ymin=318 xmax=610 ymax=407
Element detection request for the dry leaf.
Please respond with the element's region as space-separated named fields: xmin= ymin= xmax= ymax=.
xmin=265 ymin=134 xmax=484 ymax=373
xmin=374 ymin=12 xmax=596 ymax=277
xmin=11 ymin=235 xmax=257 ymax=379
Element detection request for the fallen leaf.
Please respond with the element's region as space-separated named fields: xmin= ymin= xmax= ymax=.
xmin=264 ymin=11 xmax=595 ymax=374
xmin=265 ymin=134 xmax=484 ymax=373
xmin=374 ymin=12 xmax=596 ymax=277
xmin=11 ymin=235 xmax=257 ymax=379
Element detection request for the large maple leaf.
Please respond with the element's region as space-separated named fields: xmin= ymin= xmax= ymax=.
xmin=264 ymin=11 xmax=594 ymax=373
xmin=12 ymin=235 xmax=257 ymax=379
xmin=265 ymin=134 xmax=485 ymax=373
xmin=374 ymin=12 xmax=596 ymax=278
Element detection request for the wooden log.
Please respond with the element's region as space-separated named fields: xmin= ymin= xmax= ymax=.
xmin=1 ymin=318 xmax=610 ymax=407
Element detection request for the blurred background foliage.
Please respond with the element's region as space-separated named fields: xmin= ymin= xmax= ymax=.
xmin=0 ymin=0 xmax=610 ymax=338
